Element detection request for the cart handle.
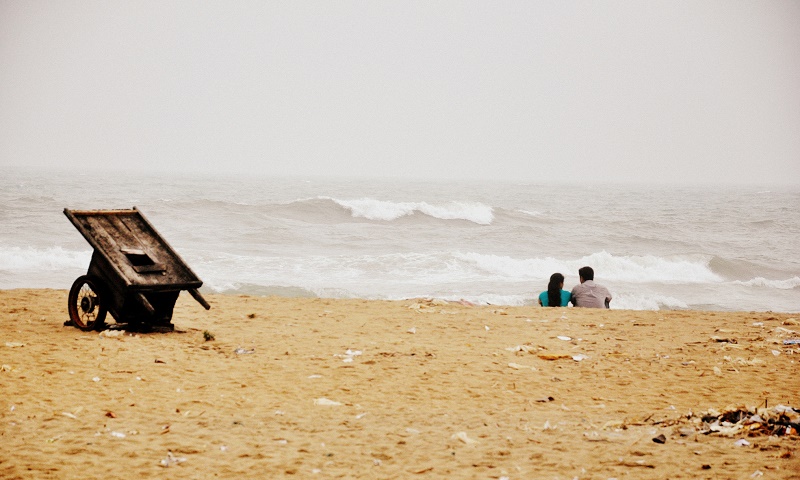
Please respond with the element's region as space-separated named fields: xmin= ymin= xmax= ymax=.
xmin=189 ymin=289 xmax=211 ymax=310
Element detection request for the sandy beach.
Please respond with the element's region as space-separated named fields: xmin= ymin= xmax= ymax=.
xmin=1 ymin=288 xmax=798 ymax=479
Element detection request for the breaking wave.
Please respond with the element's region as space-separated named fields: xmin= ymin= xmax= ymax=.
xmin=0 ymin=246 xmax=89 ymax=272
xmin=456 ymin=251 xmax=722 ymax=284
xmin=732 ymin=276 xmax=800 ymax=289
xmin=326 ymin=197 xmax=494 ymax=224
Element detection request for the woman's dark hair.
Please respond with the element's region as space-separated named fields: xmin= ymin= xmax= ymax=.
xmin=547 ymin=273 xmax=565 ymax=307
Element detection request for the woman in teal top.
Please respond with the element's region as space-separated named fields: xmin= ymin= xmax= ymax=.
xmin=538 ymin=272 xmax=571 ymax=307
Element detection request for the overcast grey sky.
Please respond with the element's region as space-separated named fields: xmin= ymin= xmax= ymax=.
xmin=1 ymin=1 xmax=798 ymax=184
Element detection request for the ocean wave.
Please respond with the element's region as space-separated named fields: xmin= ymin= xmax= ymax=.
xmin=456 ymin=251 xmax=722 ymax=283
xmin=188 ymin=249 xmax=730 ymax=309
xmin=194 ymin=251 xmax=476 ymax=292
xmin=732 ymin=276 xmax=800 ymax=289
xmin=412 ymin=292 xmax=690 ymax=310
xmin=454 ymin=252 xmax=563 ymax=280
xmin=518 ymin=210 xmax=543 ymax=218
xmin=194 ymin=250 xmax=724 ymax=290
xmin=0 ymin=246 xmax=90 ymax=271
xmin=707 ymin=256 xmax=771 ymax=281
xmin=160 ymin=196 xmax=497 ymax=226
xmin=611 ymin=293 xmax=689 ymax=310
xmin=210 ymin=283 xmax=319 ymax=298
xmin=326 ymin=197 xmax=494 ymax=225
xmin=147 ymin=196 xmax=546 ymax=228
xmin=577 ymin=251 xmax=723 ymax=283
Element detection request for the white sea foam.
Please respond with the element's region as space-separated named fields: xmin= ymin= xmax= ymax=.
xmin=196 ymin=251 xmax=476 ymax=294
xmin=578 ymin=251 xmax=723 ymax=283
xmin=328 ymin=197 xmax=494 ymax=224
xmin=454 ymin=252 xmax=563 ymax=280
xmin=0 ymin=246 xmax=90 ymax=289
xmin=611 ymin=293 xmax=689 ymax=311
xmin=0 ymin=246 xmax=89 ymax=271
xmin=456 ymin=251 xmax=722 ymax=284
xmin=732 ymin=276 xmax=800 ymax=289
xmin=191 ymin=249 xmax=732 ymax=312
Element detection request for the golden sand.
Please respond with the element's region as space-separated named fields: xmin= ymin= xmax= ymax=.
xmin=1 ymin=289 xmax=798 ymax=479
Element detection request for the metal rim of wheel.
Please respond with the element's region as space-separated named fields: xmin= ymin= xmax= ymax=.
xmin=68 ymin=275 xmax=108 ymax=331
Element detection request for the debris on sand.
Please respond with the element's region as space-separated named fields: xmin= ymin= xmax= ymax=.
xmin=661 ymin=405 xmax=799 ymax=437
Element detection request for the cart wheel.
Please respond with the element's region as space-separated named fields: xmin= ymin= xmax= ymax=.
xmin=68 ymin=275 xmax=108 ymax=331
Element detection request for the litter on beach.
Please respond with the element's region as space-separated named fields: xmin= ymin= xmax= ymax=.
xmin=159 ymin=451 xmax=187 ymax=467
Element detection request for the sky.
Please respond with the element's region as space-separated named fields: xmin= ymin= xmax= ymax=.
xmin=1 ymin=1 xmax=799 ymax=185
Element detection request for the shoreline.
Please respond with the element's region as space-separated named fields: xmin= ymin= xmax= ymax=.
xmin=3 ymin=286 xmax=799 ymax=314
xmin=2 ymin=289 xmax=799 ymax=478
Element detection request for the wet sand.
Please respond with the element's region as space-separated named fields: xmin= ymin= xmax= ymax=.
xmin=1 ymin=289 xmax=798 ymax=479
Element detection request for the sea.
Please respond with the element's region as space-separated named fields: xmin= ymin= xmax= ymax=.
xmin=1 ymin=167 xmax=799 ymax=313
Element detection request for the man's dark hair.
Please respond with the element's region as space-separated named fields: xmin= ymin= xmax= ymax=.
xmin=578 ymin=266 xmax=594 ymax=281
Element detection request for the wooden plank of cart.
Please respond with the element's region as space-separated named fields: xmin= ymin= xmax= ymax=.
xmin=63 ymin=207 xmax=210 ymax=332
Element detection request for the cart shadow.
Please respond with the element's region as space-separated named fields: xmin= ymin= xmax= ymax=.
xmin=63 ymin=319 xmax=186 ymax=334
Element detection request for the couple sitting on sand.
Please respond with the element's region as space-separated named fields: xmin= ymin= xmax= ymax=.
xmin=538 ymin=266 xmax=611 ymax=308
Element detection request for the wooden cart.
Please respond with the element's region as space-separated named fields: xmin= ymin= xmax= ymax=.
xmin=64 ymin=208 xmax=210 ymax=332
